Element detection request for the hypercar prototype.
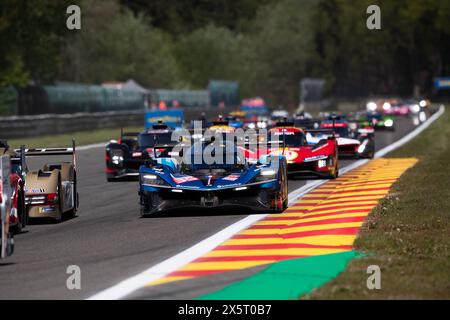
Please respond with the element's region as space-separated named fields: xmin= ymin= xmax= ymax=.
xmin=0 ymin=142 xmax=27 ymax=233
xmin=22 ymin=143 xmax=79 ymax=222
xmin=139 ymin=140 xmax=288 ymax=215
xmin=106 ymin=123 xmax=179 ymax=181
xmin=293 ymin=114 xmax=322 ymax=130
xmin=314 ymin=119 xmax=375 ymax=159
xmin=242 ymin=122 xmax=339 ymax=179
xmin=207 ymin=117 xmax=236 ymax=134
xmin=1 ymin=154 xmax=14 ymax=259
xmin=352 ymin=112 xmax=395 ymax=131
xmin=367 ymin=99 xmax=410 ymax=116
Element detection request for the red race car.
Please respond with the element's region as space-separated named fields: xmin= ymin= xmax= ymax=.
xmin=0 ymin=142 xmax=27 ymax=234
xmin=242 ymin=122 xmax=339 ymax=179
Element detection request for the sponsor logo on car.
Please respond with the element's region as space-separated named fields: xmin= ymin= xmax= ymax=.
xmin=222 ymin=174 xmax=240 ymax=181
xmin=171 ymin=175 xmax=199 ymax=184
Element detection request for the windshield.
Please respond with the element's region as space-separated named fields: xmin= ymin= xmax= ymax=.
xmin=138 ymin=132 xmax=174 ymax=147
xmin=269 ymin=132 xmax=306 ymax=147
xmin=181 ymin=141 xmax=246 ymax=173
xmin=332 ymin=127 xmax=350 ymax=137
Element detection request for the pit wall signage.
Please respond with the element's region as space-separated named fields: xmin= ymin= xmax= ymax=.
xmin=433 ymin=77 xmax=450 ymax=90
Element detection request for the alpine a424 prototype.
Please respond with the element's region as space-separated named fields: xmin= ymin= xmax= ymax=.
xmin=139 ymin=140 xmax=288 ymax=215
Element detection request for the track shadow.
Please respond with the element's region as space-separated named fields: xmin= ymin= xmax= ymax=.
xmin=0 ymin=262 xmax=16 ymax=267
xmin=141 ymin=206 xmax=273 ymax=219
xmin=107 ymin=176 xmax=139 ymax=182
xmin=12 ymin=229 xmax=29 ymax=236
xmin=27 ymin=213 xmax=79 ymax=225
xmin=288 ymin=174 xmax=325 ymax=181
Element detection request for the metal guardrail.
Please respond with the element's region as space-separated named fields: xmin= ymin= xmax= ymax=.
xmin=0 ymin=108 xmax=233 ymax=139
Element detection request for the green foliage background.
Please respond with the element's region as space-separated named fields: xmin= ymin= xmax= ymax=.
xmin=1 ymin=0 xmax=449 ymax=106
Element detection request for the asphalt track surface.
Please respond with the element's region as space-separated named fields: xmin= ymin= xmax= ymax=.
xmin=0 ymin=117 xmax=416 ymax=299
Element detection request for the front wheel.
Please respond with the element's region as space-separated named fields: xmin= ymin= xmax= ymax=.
xmin=328 ymin=161 xmax=339 ymax=179
xmin=67 ymin=172 xmax=78 ymax=218
xmin=11 ymin=188 xmax=26 ymax=234
xmin=55 ymin=173 xmax=63 ymax=223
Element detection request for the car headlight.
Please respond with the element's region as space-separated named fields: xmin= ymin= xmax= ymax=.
xmin=384 ymin=119 xmax=394 ymax=127
xmin=419 ymin=100 xmax=427 ymax=107
xmin=254 ymin=169 xmax=277 ymax=182
xmin=419 ymin=112 xmax=427 ymax=122
xmin=109 ymin=149 xmax=124 ymax=165
xmin=318 ymin=159 xmax=327 ymax=168
xmin=410 ymin=104 xmax=420 ymax=113
xmin=367 ymin=102 xmax=377 ymax=111
xmin=357 ymin=144 xmax=366 ymax=153
xmin=382 ymin=102 xmax=391 ymax=111
xmin=141 ymin=174 xmax=169 ymax=186
xmin=257 ymin=121 xmax=267 ymax=129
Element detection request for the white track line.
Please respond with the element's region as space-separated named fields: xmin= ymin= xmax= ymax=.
xmin=88 ymin=105 xmax=445 ymax=300
xmin=77 ymin=142 xmax=107 ymax=151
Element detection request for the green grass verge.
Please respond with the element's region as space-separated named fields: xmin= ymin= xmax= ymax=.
xmin=306 ymin=107 xmax=450 ymax=299
xmin=8 ymin=126 xmax=143 ymax=148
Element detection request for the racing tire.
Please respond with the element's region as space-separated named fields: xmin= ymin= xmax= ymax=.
xmin=274 ymin=194 xmax=284 ymax=213
xmin=282 ymin=180 xmax=289 ymax=210
xmin=10 ymin=219 xmax=22 ymax=234
xmin=55 ymin=173 xmax=63 ymax=223
xmin=282 ymin=197 xmax=288 ymax=211
xmin=140 ymin=195 xmax=151 ymax=217
xmin=328 ymin=161 xmax=339 ymax=179
xmin=67 ymin=171 xmax=78 ymax=219
xmin=10 ymin=187 xmax=26 ymax=234
xmin=275 ymin=182 xmax=288 ymax=213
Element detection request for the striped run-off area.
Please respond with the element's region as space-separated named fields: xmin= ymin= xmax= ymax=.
xmin=147 ymin=158 xmax=418 ymax=287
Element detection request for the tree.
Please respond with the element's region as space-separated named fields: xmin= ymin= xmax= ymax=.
xmin=60 ymin=0 xmax=180 ymax=88
xmin=121 ymin=0 xmax=276 ymax=35
xmin=173 ymin=25 xmax=243 ymax=88
xmin=0 ymin=0 xmax=72 ymax=85
xmin=238 ymin=0 xmax=318 ymax=106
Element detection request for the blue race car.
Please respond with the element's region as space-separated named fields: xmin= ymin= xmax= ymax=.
xmin=138 ymin=140 xmax=288 ymax=215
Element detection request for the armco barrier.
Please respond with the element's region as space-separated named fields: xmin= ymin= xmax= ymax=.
xmin=0 ymin=108 xmax=232 ymax=139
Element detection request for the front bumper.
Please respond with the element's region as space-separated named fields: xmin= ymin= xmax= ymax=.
xmin=27 ymin=205 xmax=60 ymax=219
xmin=287 ymin=159 xmax=334 ymax=177
xmin=140 ymin=183 xmax=280 ymax=214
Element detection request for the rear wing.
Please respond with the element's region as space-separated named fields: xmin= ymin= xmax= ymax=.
xmin=10 ymin=145 xmax=27 ymax=171
xmin=16 ymin=140 xmax=77 ymax=170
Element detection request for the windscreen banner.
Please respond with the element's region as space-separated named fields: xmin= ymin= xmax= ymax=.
xmin=145 ymin=109 xmax=185 ymax=129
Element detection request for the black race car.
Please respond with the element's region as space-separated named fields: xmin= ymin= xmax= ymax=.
xmin=105 ymin=123 xmax=178 ymax=181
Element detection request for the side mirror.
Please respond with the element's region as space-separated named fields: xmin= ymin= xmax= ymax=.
xmin=258 ymin=155 xmax=271 ymax=165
